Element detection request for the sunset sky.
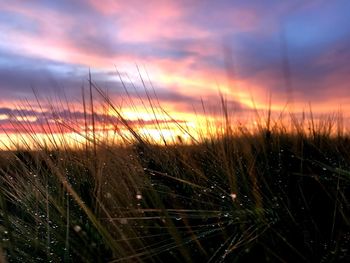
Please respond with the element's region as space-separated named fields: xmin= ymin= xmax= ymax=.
xmin=1 ymin=0 xmax=350 ymax=146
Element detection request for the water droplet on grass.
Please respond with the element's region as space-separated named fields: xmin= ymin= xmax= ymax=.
xmin=73 ymin=225 xmax=81 ymax=233
xmin=119 ymin=218 xmax=128 ymax=224
xmin=230 ymin=193 xmax=237 ymax=201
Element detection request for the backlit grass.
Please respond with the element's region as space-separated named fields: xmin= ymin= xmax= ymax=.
xmin=0 ymin=78 xmax=349 ymax=262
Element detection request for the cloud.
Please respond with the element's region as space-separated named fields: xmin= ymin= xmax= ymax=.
xmin=0 ymin=105 xmax=189 ymax=134
xmin=1 ymin=0 xmax=350 ymax=131
xmin=0 ymin=51 xmax=90 ymax=101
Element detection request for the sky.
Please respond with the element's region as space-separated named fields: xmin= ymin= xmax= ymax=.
xmin=1 ymin=0 xmax=350 ymax=145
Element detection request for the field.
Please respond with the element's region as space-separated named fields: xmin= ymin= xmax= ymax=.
xmin=0 ymin=89 xmax=349 ymax=263
xmin=2 ymin=0 xmax=350 ymax=262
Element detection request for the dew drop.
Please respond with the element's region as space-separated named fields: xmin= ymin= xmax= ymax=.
xmin=73 ymin=225 xmax=82 ymax=233
xmin=230 ymin=193 xmax=237 ymax=201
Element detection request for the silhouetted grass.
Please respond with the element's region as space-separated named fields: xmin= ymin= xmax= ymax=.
xmin=0 ymin=79 xmax=349 ymax=262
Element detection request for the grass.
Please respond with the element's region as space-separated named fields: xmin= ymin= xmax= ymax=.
xmin=0 ymin=76 xmax=349 ymax=262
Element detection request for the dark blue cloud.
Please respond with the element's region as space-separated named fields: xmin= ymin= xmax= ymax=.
xmin=0 ymin=51 xmax=88 ymax=100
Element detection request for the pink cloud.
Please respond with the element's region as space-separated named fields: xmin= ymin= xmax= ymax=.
xmin=88 ymin=0 xmax=210 ymax=43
